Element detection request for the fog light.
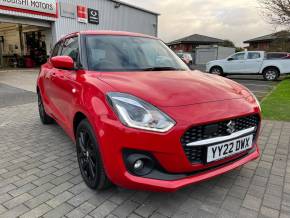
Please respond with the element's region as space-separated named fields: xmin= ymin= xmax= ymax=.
xmin=134 ymin=160 xmax=144 ymax=170
xmin=125 ymin=153 xmax=155 ymax=176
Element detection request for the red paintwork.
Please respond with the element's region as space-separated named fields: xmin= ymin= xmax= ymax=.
xmin=51 ymin=56 xmax=74 ymax=70
xmin=37 ymin=31 xmax=261 ymax=192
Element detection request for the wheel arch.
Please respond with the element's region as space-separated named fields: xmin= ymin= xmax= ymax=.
xmin=210 ymin=65 xmax=224 ymax=73
xmin=73 ymin=112 xmax=88 ymax=138
xmin=262 ymin=66 xmax=280 ymax=75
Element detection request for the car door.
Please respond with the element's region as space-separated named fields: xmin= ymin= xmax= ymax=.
xmin=244 ymin=52 xmax=263 ymax=73
xmin=42 ymin=41 xmax=63 ymax=117
xmin=223 ymin=52 xmax=246 ymax=73
xmin=49 ymin=36 xmax=81 ymax=130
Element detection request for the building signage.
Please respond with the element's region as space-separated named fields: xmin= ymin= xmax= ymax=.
xmin=60 ymin=2 xmax=76 ymax=19
xmin=77 ymin=5 xmax=87 ymax=23
xmin=88 ymin=8 xmax=99 ymax=25
xmin=0 ymin=0 xmax=57 ymax=17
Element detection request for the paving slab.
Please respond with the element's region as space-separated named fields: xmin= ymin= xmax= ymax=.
xmin=0 ymin=101 xmax=289 ymax=217
xmin=0 ymin=70 xmax=289 ymax=217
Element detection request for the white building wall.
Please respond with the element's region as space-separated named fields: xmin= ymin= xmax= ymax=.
xmin=52 ymin=0 xmax=158 ymax=42
xmin=217 ymin=46 xmax=235 ymax=59
xmin=0 ymin=0 xmax=159 ymax=45
xmin=195 ymin=46 xmax=235 ymax=65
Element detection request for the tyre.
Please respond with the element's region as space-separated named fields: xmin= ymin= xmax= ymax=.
xmin=210 ymin=66 xmax=224 ymax=76
xmin=38 ymin=92 xmax=54 ymax=124
xmin=263 ymin=68 xmax=280 ymax=81
xmin=76 ymin=119 xmax=112 ymax=190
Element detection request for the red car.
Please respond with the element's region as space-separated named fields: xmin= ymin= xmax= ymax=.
xmin=37 ymin=31 xmax=261 ymax=192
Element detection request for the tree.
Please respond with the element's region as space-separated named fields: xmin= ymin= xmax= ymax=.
xmin=235 ymin=47 xmax=245 ymax=52
xmin=221 ymin=40 xmax=235 ymax=48
xmin=258 ymin=0 xmax=290 ymax=26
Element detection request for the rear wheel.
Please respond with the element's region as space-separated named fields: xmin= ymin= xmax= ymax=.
xmin=263 ymin=68 xmax=279 ymax=81
xmin=76 ymin=119 xmax=112 ymax=190
xmin=38 ymin=92 xmax=54 ymax=124
xmin=210 ymin=66 xmax=224 ymax=76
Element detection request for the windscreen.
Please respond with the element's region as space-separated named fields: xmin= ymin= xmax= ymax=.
xmin=85 ymin=35 xmax=189 ymax=72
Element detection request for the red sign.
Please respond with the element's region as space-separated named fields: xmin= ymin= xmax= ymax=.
xmin=0 ymin=0 xmax=58 ymax=18
xmin=77 ymin=5 xmax=87 ymax=23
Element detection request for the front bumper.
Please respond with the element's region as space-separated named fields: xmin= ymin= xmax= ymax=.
xmin=123 ymin=147 xmax=259 ymax=192
xmin=94 ymin=98 xmax=261 ymax=191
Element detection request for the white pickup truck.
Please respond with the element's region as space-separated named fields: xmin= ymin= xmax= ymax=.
xmin=206 ymin=51 xmax=290 ymax=81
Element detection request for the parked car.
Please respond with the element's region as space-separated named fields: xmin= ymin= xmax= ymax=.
xmin=266 ymin=52 xmax=290 ymax=59
xmin=37 ymin=31 xmax=261 ymax=192
xmin=176 ymin=52 xmax=193 ymax=65
xmin=282 ymin=54 xmax=290 ymax=59
xmin=206 ymin=51 xmax=290 ymax=81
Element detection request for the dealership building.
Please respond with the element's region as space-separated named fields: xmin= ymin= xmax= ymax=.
xmin=0 ymin=0 xmax=159 ymax=68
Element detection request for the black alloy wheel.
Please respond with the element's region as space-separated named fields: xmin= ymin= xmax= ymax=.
xmin=263 ymin=68 xmax=279 ymax=81
xmin=76 ymin=119 xmax=111 ymax=190
xmin=210 ymin=66 xmax=224 ymax=76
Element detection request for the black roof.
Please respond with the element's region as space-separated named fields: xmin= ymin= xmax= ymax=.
xmin=244 ymin=31 xmax=290 ymax=43
xmin=167 ymin=34 xmax=224 ymax=45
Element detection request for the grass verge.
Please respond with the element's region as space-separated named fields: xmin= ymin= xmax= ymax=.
xmin=261 ymin=77 xmax=290 ymax=121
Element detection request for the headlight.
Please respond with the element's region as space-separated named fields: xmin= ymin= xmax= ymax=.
xmin=107 ymin=92 xmax=176 ymax=132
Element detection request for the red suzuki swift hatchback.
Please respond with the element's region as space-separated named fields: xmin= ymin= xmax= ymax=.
xmin=37 ymin=31 xmax=261 ymax=192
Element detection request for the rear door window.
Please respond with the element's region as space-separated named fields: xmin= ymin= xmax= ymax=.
xmin=247 ymin=52 xmax=261 ymax=59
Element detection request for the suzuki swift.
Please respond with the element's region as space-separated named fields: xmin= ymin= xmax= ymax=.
xmin=37 ymin=31 xmax=261 ymax=192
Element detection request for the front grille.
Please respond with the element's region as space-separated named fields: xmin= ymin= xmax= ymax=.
xmin=181 ymin=114 xmax=260 ymax=164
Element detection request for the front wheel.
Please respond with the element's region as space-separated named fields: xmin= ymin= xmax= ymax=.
xmin=210 ymin=66 xmax=224 ymax=76
xmin=76 ymin=119 xmax=112 ymax=190
xmin=263 ymin=68 xmax=279 ymax=81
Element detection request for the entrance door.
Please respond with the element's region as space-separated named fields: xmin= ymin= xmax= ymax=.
xmin=0 ymin=21 xmax=51 ymax=68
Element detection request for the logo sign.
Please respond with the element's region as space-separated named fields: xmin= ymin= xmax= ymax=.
xmin=0 ymin=0 xmax=57 ymax=17
xmin=226 ymin=121 xmax=236 ymax=134
xmin=60 ymin=2 xmax=76 ymax=19
xmin=77 ymin=5 xmax=88 ymax=23
xmin=88 ymin=8 xmax=99 ymax=25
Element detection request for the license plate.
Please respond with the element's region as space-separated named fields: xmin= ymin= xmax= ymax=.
xmin=207 ymin=135 xmax=253 ymax=163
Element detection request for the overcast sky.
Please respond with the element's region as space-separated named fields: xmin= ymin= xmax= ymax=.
xmin=122 ymin=0 xmax=277 ymax=46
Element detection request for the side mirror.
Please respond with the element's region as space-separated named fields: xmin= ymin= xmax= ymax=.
xmin=227 ymin=58 xmax=234 ymax=61
xmin=51 ymin=56 xmax=74 ymax=70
